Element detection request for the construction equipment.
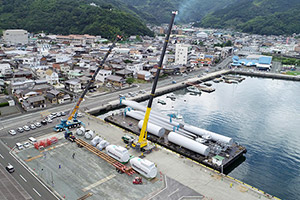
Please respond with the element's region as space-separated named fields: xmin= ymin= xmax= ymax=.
xmin=75 ymin=138 xmax=135 ymax=176
xmin=130 ymin=11 xmax=177 ymax=152
xmin=132 ymin=177 xmax=143 ymax=185
xmin=54 ymin=35 xmax=122 ymax=136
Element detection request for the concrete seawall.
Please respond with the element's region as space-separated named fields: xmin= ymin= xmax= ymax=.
xmin=87 ymin=69 xmax=231 ymax=115
xmin=87 ymin=69 xmax=299 ymax=115
xmin=232 ymin=70 xmax=300 ymax=81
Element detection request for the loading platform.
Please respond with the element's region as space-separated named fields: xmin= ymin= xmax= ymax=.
xmin=75 ymin=138 xmax=135 ymax=176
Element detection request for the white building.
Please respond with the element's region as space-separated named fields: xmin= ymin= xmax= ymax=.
xmin=175 ymin=44 xmax=190 ymax=65
xmin=3 ymin=29 xmax=28 ymax=45
xmin=96 ymin=70 xmax=112 ymax=83
xmin=196 ymin=32 xmax=208 ymax=39
xmin=0 ymin=63 xmax=12 ymax=75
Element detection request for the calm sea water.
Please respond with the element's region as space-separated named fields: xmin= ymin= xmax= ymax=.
xmin=147 ymin=77 xmax=300 ymax=200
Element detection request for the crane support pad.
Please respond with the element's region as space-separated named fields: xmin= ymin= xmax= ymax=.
xmin=75 ymin=139 xmax=135 ymax=176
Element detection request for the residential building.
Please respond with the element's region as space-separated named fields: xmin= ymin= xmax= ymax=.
xmin=95 ymin=70 xmax=112 ymax=83
xmin=45 ymin=89 xmax=65 ymax=104
xmin=175 ymin=44 xmax=190 ymax=65
xmin=106 ymin=75 xmax=125 ymax=87
xmin=3 ymin=29 xmax=28 ymax=45
xmin=22 ymin=95 xmax=46 ymax=111
xmin=65 ymin=79 xmax=82 ymax=93
xmin=45 ymin=70 xmax=59 ymax=85
xmin=0 ymin=63 xmax=13 ymax=77
xmin=137 ymin=70 xmax=152 ymax=81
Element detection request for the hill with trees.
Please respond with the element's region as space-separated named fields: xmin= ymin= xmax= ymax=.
xmin=196 ymin=0 xmax=300 ymax=35
xmin=118 ymin=0 xmax=237 ymax=24
xmin=0 ymin=0 xmax=154 ymax=38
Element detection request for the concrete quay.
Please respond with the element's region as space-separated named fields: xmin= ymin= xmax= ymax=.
xmin=12 ymin=113 xmax=279 ymax=200
xmin=232 ymin=70 xmax=300 ymax=81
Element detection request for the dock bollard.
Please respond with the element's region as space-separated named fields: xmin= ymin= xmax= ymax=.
xmin=230 ymin=183 xmax=233 ymax=188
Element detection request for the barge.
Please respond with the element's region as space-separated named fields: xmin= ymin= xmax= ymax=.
xmin=104 ymin=101 xmax=247 ymax=174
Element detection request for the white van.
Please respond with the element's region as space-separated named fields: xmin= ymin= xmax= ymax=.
xmin=16 ymin=143 xmax=24 ymax=150
xmin=28 ymin=137 xmax=37 ymax=144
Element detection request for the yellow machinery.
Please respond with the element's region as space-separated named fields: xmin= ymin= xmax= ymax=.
xmin=131 ymin=11 xmax=177 ymax=151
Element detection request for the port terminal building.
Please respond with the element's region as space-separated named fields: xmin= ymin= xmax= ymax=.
xmin=231 ymin=55 xmax=272 ymax=70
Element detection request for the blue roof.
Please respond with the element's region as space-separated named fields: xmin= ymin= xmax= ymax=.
xmin=232 ymin=56 xmax=239 ymax=61
xmin=259 ymin=56 xmax=272 ymax=64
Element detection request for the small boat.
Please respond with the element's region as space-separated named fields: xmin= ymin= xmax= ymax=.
xmin=204 ymin=82 xmax=212 ymax=87
xmin=157 ymin=99 xmax=166 ymax=105
xmin=186 ymin=86 xmax=201 ymax=94
xmin=213 ymin=78 xmax=223 ymax=83
xmin=166 ymin=93 xmax=176 ymax=100
xmin=189 ymin=92 xmax=198 ymax=96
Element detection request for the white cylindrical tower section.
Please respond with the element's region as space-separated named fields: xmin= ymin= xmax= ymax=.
xmin=84 ymin=130 xmax=94 ymax=140
xmin=130 ymin=157 xmax=157 ymax=179
xmin=106 ymin=145 xmax=130 ymax=163
xmin=76 ymin=126 xmax=85 ymax=136
xmin=97 ymin=140 xmax=109 ymax=150
xmin=184 ymin=125 xmax=233 ymax=145
xmin=138 ymin=120 xmax=165 ymax=137
xmin=168 ymin=132 xmax=210 ymax=156
xmin=91 ymin=136 xmax=102 ymax=146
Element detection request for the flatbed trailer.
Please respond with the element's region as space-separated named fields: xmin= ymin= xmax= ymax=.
xmin=75 ymin=138 xmax=135 ymax=176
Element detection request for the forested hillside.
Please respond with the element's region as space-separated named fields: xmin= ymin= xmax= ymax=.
xmin=119 ymin=0 xmax=237 ymax=24
xmin=196 ymin=0 xmax=300 ymax=35
xmin=0 ymin=0 xmax=154 ymax=38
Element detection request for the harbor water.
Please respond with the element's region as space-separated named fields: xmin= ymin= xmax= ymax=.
xmin=145 ymin=77 xmax=300 ymax=200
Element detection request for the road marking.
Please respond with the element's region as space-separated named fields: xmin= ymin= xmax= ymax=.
xmin=25 ymin=154 xmax=43 ymax=162
xmin=33 ymin=188 xmax=41 ymax=197
xmin=82 ymin=174 xmax=116 ymax=192
xmin=20 ymin=174 xmax=27 ymax=182
xmin=0 ymin=153 xmax=4 ymax=159
xmin=9 ymin=148 xmax=60 ymax=199
xmin=168 ymin=188 xmax=179 ymax=197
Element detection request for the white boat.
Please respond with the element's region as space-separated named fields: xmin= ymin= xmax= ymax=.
xmin=186 ymin=86 xmax=201 ymax=94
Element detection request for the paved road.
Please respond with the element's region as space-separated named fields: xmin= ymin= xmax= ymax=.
xmin=0 ymin=140 xmax=59 ymax=200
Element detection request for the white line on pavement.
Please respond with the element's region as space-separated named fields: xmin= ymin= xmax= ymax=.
xmin=33 ymin=188 xmax=41 ymax=197
xmin=9 ymin=148 xmax=60 ymax=199
xmin=168 ymin=188 xmax=179 ymax=197
xmin=0 ymin=153 xmax=3 ymax=159
xmin=19 ymin=174 xmax=27 ymax=182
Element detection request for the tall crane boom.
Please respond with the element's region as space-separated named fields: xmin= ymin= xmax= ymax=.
xmin=133 ymin=11 xmax=177 ymax=150
xmin=67 ymin=35 xmax=122 ymax=121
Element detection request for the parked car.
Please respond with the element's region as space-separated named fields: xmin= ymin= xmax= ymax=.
xmin=30 ymin=124 xmax=36 ymax=130
xmin=47 ymin=118 xmax=53 ymax=123
xmin=34 ymin=122 xmax=41 ymax=128
xmin=61 ymin=111 xmax=67 ymax=116
xmin=48 ymin=115 xmax=54 ymax=119
xmin=41 ymin=120 xmax=47 ymax=125
xmin=16 ymin=143 xmax=24 ymax=150
xmin=8 ymin=130 xmax=16 ymax=136
xmin=56 ymin=112 xmax=61 ymax=117
xmin=6 ymin=163 xmax=15 ymax=173
xmin=77 ymin=113 xmax=83 ymax=118
xmin=23 ymin=142 xmax=30 ymax=148
xmin=23 ymin=125 xmax=30 ymax=131
xmin=17 ymin=127 xmax=24 ymax=133
xmin=29 ymin=137 xmax=37 ymax=144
